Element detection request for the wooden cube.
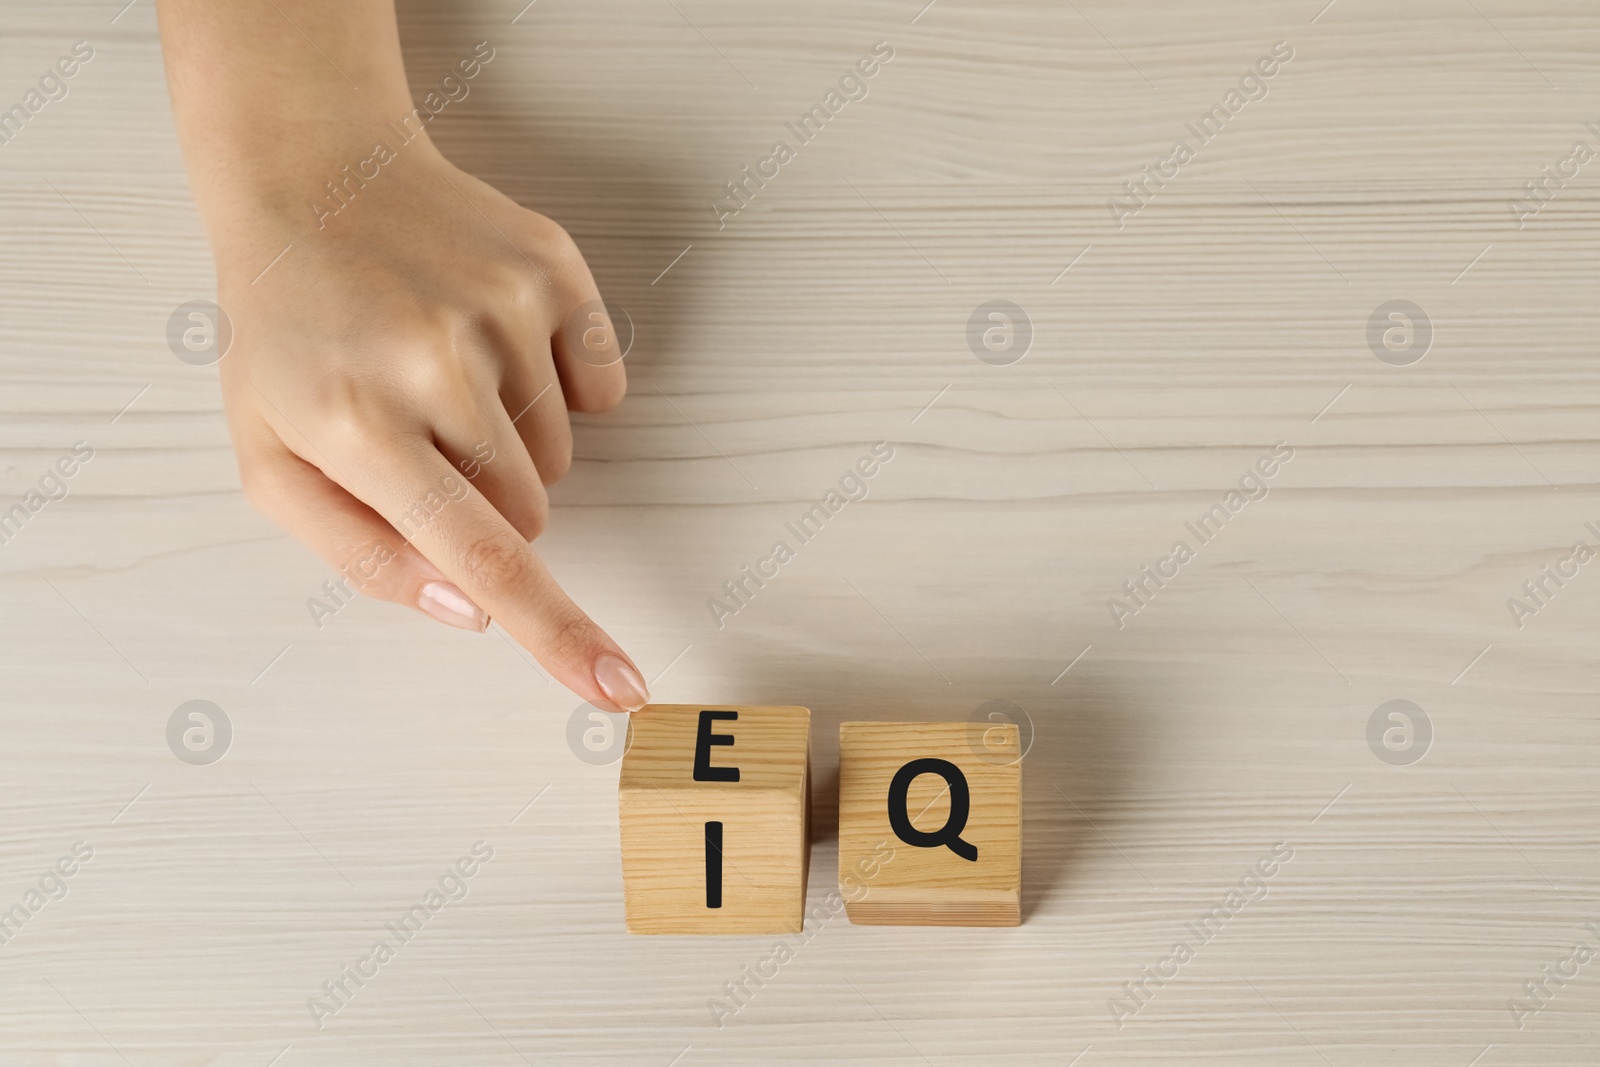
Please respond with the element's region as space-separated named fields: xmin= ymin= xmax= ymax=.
xmin=619 ymin=704 xmax=810 ymax=934
xmin=837 ymin=721 xmax=1021 ymax=926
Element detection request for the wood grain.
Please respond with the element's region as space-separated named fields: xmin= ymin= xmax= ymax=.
xmin=619 ymin=704 xmax=810 ymax=933
xmin=2 ymin=0 xmax=1599 ymax=1063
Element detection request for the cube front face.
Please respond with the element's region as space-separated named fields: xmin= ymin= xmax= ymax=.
xmin=838 ymin=721 xmax=1022 ymax=926
xmin=619 ymin=705 xmax=810 ymax=934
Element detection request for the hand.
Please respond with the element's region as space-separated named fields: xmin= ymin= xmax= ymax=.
xmin=214 ymin=144 xmax=649 ymax=713
xmin=157 ymin=0 xmax=650 ymax=712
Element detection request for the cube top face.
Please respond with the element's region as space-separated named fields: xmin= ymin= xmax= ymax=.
xmin=838 ymin=721 xmax=1021 ymax=926
xmin=620 ymin=705 xmax=810 ymax=794
xmin=619 ymin=705 xmax=811 ymax=934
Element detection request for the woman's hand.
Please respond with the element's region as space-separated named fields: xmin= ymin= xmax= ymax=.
xmin=158 ymin=0 xmax=650 ymax=712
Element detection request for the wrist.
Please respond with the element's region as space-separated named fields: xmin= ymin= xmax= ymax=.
xmin=191 ymin=100 xmax=450 ymax=245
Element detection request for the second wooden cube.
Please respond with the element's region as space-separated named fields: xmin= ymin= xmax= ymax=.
xmin=837 ymin=720 xmax=1022 ymax=926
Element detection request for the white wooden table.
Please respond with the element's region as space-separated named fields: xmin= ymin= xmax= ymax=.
xmin=2 ymin=0 xmax=1597 ymax=1063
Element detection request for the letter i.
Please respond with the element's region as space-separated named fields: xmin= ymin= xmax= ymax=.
xmin=705 ymin=821 xmax=724 ymax=909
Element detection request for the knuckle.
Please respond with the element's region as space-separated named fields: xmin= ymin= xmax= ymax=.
xmin=504 ymin=489 xmax=548 ymax=541
xmin=401 ymin=337 xmax=478 ymax=407
xmin=537 ymin=441 xmax=573 ymax=487
xmin=523 ymin=494 xmax=550 ymax=538
xmin=236 ymin=460 xmax=279 ymax=514
xmin=531 ymin=214 xmax=583 ymax=264
xmin=546 ymin=608 xmax=605 ymax=665
xmin=524 ymin=217 xmax=590 ymax=295
xmin=570 ymin=374 xmax=627 ymax=414
xmin=234 ymin=445 xmax=295 ymax=519
xmin=314 ymin=385 xmax=396 ymax=451
xmin=550 ymin=227 xmax=586 ymax=271
xmin=458 ymin=533 xmax=528 ymax=593
xmin=487 ymin=261 xmax=542 ymax=315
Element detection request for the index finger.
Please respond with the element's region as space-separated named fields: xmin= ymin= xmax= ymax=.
xmin=362 ymin=434 xmax=650 ymax=713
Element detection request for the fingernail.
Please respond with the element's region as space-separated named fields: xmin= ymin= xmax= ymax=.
xmin=594 ymin=653 xmax=650 ymax=713
xmin=418 ymin=581 xmax=489 ymax=632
